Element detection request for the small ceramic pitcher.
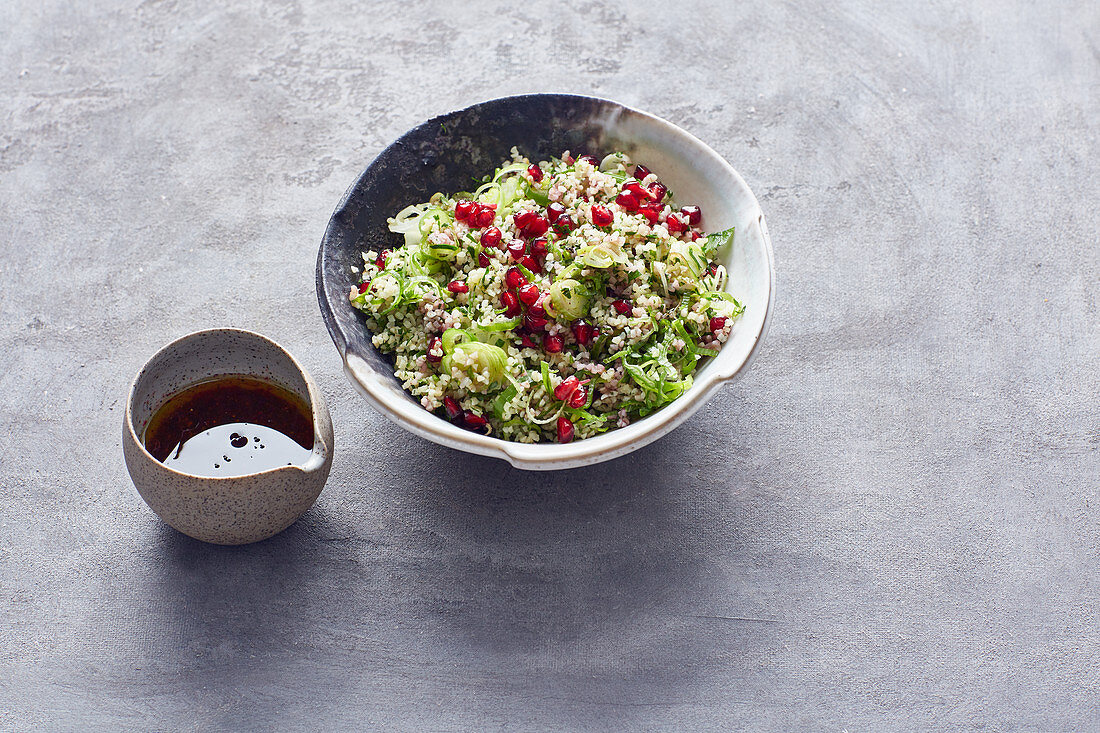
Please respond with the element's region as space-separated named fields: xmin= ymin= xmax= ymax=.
xmin=124 ymin=328 xmax=334 ymax=545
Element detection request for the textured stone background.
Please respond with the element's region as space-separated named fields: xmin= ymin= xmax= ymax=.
xmin=2 ymin=0 xmax=1098 ymax=730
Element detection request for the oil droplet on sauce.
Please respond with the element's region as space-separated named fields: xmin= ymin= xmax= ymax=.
xmin=143 ymin=376 xmax=314 ymax=478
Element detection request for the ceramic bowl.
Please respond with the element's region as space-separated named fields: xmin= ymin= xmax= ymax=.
xmin=316 ymin=93 xmax=774 ymax=470
xmin=123 ymin=328 xmax=334 ymax=544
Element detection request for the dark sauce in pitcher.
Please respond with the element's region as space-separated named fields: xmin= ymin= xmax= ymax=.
xmin=144 ymin=376 xmax=314 ymax=477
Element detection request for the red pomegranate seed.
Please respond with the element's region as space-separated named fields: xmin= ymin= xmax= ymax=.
xmin=473 ymin=205 xmax=495 ymax=228
xmin=507 ymin=240 xmax=526 ymax=260
xmin=520 ymin=254 xmax=542 ymax=274
xmin=500 ymin=290 xmax=521 ymax=316
xmin=590 ymin=205 xmax=613 ymax=227
xmin=706 ymin=262 xmax=719 ymax=276
xmin=623 ymin=181 xmax=647 ymax=199
xmin=375 ymin=250 xmax=388 ymax=270
xmin=557 ymin=416 xmax=575 ymax=443
xmin=543 ymin=334 xmax=563 ymax=353
xmin=447 ymin=281 xmax=469 ymax=294
xmin=527 ymin=301 xmax=546 ymax=317
xmin=514 ymin=210 xmax=536 ymax=229
xmin=505 ymin=267 xmax=527 ymax=290
xmin=612 ymin=299 xmax=631 ymax=315
xmin=524 ymin=313 xmax=548 ymax=331
xmin=691 ymin=231 xmax=702 ymax=241
xmin=562 ymin=152 xmax=575 ymax=164
xmin=666 ymin=214 xmax=687 ymax=234
xmin=527 ymin=164 xmax=544 ymax=182
xmin=567 ymin=386 xmax=587 ymax=408
xmin=615 ymin=192 xmax=639 ymax=212
xmin=680 ymin=205 xmax=701 ymax=225
xmin=633 ymin=163 xmax=651 ymax=180
xmin=443 ymin=397 xmax=462 ymax=420
xmin=454 ymin=200 xmax=475 ymax=222
xmin=710 ymin=316 xmax=728 ymax=333
xmin=521 ymin=215 xmax=548 ymax=238
xmin=520 ymin=333 xmax=538 ymax=349
xmin=518 ymin=283 xmax=540 ymax=306
xmin=554 ymin=376 xmax=580 ymax=401
xmin=578 ymin=154 xmax=599 ymax=166
xmin=463 ymin=411 xmax=488 ymax=431
xmin=480 ymin=226 xmax=502 ymax=248
xmin=638 ymin=204 xmax=661 ymax=224
xmin=546 ymin=202 xmax=567 ymax=223
xmin=477 ymin=250 xmax=492 ymax=267
xmin=554 ymin=214 xmax=575 ymax=234
xmin=357 ymin=281 xmax=371 ymax=294
xmin=647 ymin=182 xmax=667 ymax=202
xmin=530 ymin=238 xmax=549 ymax=258
xmin=571 ymin=320 xmax=595 ymax=346
xmin=426 ymin=337 xmax=443 ymax=363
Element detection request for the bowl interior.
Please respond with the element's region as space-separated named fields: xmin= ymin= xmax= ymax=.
xmin=129 ymin=329 xmax=314 ymax=441
xmin=317 ymin=94 xmax=773 ymax=469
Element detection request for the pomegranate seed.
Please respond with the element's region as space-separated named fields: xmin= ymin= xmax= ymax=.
xmin=447 ymin=281 xmax=469 ymax=294
xmin=612 ymin=299 xmax=631 ymax=315
xmin=680 ymin=205 xmax=702 ymax=225
xmin=615 ymin=192 xmax=639 ymax=212
xmin=706 ymin=262 xmax=719 ymax=276
xmin=500 ymin=290 xmax=521 ymax=316
xmin=507 ymin=240 xmax=526 ymax=260
xmin=527 ymin=302 xmax=546 ymax=317
xmin=691 ymin=231 xmax=702 ymax=241
xmin=463 ymin=411 xmax=488 ymax=431
xmin=554 ymin=214 xmax=575 ymax=234
xmin=562 ymin=152 xmax=574 ymax=164
xmin=480 ymin=226 xmax=502 ymax=248
xmin=623 ymin=182 xmax=647 ymax=199
xmin=454 ymin=200 xmax=474 ymax=222
xmin=647 ymin=182 xmax=667 ymax=202
xmin=520 ymin=334 xmax=538 ymax=349
xmin=505 ymin=267 xmax=527 ymax=290
xmin=524 ymin=313 xmax=548 ymax=331
xmin=578 ymin=154 xmax=599 ymax=166
xmin=543 ymin=334 xmax=563 ymax=353
xmin=666 ymin=214 xmax=687 ymax=234
xmin=546 ymin=202 xmax=567 ymax=223
xmin=710 ymin=316 xmax=728 ymax=333
xmin=633 ymin=163 xmax=651 ymax=180
xmin=518 ymin=283 xmax=541 ymax=306
xmin=638 ymin=204 xmax=661 ymax=224
xmin=571 ymin=320 xmax=595 ymax=346
xmin=443 ymin=397 xmax=462 ymax=420
xmin=375 ymin=250 xmax=388 ymax=270
xmin=530 ymin=238 xmax=549 ymax=258
xmin=554 ymin=376 xmax=580 ymax=401
xmin=521 ymin=215 xmax=548 ymax=238
xmin=527 ymin=164 xmax=543 ymax=182
xmin=520 ymin=254 xmax=542 ymax=274
xmin=426 ymin=337 xmax=443 ymax=363
xmin=473 ymin=205 xmax=495 ymax=228
xmin=357 ymin=281 xmax=371 ymax=294
xmin=590 ymin=205 xmax=613 ymax=227
xmin=514 ymin=210 xmax=535 ymax=228
xmin=557 ymin=416 xmax=575 ymax=443
xmin=478 ymin=250 xmax=492 ymax=267
xmin=567 ymin=386 xmax=588 ymax=409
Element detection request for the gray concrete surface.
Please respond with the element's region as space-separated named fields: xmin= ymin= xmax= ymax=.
xmin=2 ymin=0 xmax=1098 ymax=730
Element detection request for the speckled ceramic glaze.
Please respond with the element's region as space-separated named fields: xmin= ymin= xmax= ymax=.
xmin=124 ymin=329 xmax=334 ymax=544
xmin=317 ymin=93 xmax=775 ymax=471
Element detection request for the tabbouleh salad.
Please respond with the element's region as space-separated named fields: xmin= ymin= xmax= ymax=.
xmin=349 ymin=149 xmax=743 ymax=444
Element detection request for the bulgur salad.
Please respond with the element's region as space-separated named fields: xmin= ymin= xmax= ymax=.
xmin=348 ymin=150 xmax=743 ymax=444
